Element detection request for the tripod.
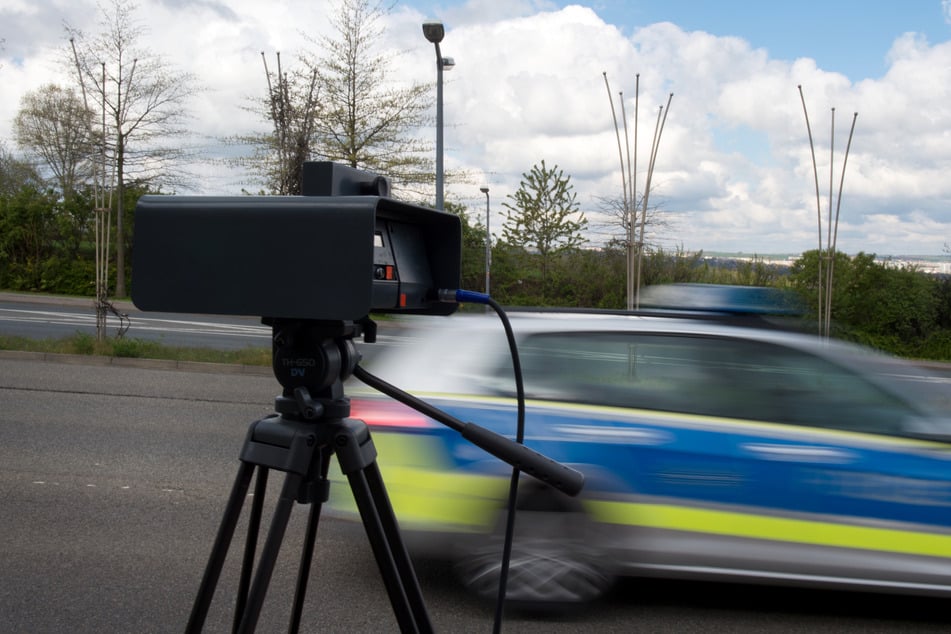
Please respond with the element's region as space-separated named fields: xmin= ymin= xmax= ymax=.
xmin=186 ymin=319 xmax=432 ymax=633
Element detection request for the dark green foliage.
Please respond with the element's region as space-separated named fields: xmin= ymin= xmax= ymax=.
xmin=443 ymin=201 xmax=488 ymax=293
xmin=546 ymin=247 xmax=626 ymax=308
xmin=935 ymin=276 xmax=951 ymax=330
xmin=789 ymin=250 xmax=948 ymax=358
xmin=472 ymin=243 xmax=950 ymax=360
xmin=0 ymin=185 xmax=60 ymax=290
xmin=0 ymin=171 xmax=152 ymax=296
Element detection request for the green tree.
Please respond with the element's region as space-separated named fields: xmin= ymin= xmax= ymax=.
xmin=838 ymin=254 xmax=938 ymax=348
xmin=925 ymin=275 xmax=951 ymax=359
xmin=0 ymin=185 xmax=60 ymax=291
xmin=304 ymin=0 xmax=432 ymax=194
xmin=441 ymin=200 xmax=487 ymax=294
xmin=501 ymin=160 xmax=587 ymax=297
xmin=490 ymin=243 xmax=539 ymax=306
xmin=0 ymin=144 xmax=46 ymax=290
xmin=790 ymin=250 xmax=940 ymax=353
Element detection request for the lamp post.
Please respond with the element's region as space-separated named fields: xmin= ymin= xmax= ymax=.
xmin=423 ymin=21 xmax=453 ymax=209
xmin=480 ymin=186 xmax=490 ymax=296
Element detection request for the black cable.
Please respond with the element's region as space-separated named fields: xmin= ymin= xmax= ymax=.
xmin=355 ymin=289 xmax=528 ymax=633
xmin=484 ymin=295 xmax=526 ymax=634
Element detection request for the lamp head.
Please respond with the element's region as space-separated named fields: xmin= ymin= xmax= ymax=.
xmin=422 ymin=21 xmax=445 ymax=44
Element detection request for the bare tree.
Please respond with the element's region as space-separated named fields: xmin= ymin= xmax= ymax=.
xmin=66 ymin=0 xmax=198 ymax=297
xmin=591 ymin=192 xmax=673 ymax=253
xmin=233 ymin=52 xmax=322 ymax=195
xmin=262 ymin=53 xmax=321 ymax=195
xmin=603 ymin=73 xmax=673 ymax=308
xmin=14 ymin=84 xmax=98 ymax=198
xmin=799 ymin=86 xmax=858 ymax=338
xmin=304 ymin=0 xmax=433 ymax=193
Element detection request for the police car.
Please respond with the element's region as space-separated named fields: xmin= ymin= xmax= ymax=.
xmin=338 ymin=286 xmax=951 ymax=607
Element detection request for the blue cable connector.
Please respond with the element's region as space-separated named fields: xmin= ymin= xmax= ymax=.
xmin=438 ymin=289 xmax=491 ymax=305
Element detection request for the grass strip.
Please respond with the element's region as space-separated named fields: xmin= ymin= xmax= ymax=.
xmin=0 ymin=332 xmax=270 ymax=366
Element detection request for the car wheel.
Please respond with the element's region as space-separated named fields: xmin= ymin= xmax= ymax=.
xmin=453 ymin=495 xmax=613 ymax=609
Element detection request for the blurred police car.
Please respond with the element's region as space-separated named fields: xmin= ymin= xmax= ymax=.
xmin=337 ymin=286 xmax=951 ymax=608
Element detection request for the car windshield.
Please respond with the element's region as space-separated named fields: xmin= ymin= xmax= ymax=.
xmin=367 ymin=315 xmax=951 ymax=440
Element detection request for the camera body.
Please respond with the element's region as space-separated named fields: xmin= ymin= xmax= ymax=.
xmin=131 ymin=162 xmax=461 ymax=320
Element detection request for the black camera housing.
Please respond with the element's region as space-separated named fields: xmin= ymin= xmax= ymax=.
xmin=131 ymin=162 xmax=461 ymax=321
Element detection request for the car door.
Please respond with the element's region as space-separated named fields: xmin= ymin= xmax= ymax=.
xmin=510 ymin=330 xmax=762 ymax=521
xmin=697 ymin=336 xmax=951 ymax=588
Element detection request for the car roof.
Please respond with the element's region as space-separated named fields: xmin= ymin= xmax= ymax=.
xmin=386 ymin=308 xmax=840 ymax=350
xmin=372 ymin=308 xmax=889 ymax=377
xmin=361 ymin=308 xmax=951 ymax=417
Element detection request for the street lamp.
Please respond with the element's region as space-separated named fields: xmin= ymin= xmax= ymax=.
xmin=480 ymin=186 xmax=490 ymax=296
xmin=423 ymin=21 xmax=452 ymax=209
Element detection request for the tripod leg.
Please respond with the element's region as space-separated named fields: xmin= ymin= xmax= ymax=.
xmin=333 ymin=418 xmax=433 ymax=633
xmin=289 ymin=447 xmax=332 ymax=634
xmin=233 ymin=466 xmax=269 ymax=634
xmin=187 ymin=460 xmax=256 ymax=634
xmin=362 ymin=460 xmax=432 ymax=634
xmin=346 ymin=467 xmax=422 ymax=633
xmin=235 ymin=470 xmax=303 ymax=634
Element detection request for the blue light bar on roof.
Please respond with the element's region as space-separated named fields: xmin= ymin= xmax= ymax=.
xmin=638 ymin=284 xmax=804 ymax=315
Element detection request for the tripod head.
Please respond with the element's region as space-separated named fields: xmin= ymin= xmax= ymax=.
xmin=267 ymin=318 xmax=371 ymax=421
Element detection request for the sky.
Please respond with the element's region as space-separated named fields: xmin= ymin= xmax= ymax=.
xmin=2 ymin=0 xmax=951 ymax=256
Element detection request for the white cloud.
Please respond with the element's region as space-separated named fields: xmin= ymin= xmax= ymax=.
xmin=1 ymin=1 xmax=950 ymax=254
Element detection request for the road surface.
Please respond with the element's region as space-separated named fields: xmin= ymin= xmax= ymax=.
xmin=0 ymin=293 xmax=271 ymax=350
xmin=1 ymin=355 xmax=950 ymax=632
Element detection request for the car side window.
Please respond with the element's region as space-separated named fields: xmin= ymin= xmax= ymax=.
xmin=515 ymin=331 xmax=917 ymax=436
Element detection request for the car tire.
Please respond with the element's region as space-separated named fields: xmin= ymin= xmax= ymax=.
xmin=453 ymin=489 xmax=613 ymax=609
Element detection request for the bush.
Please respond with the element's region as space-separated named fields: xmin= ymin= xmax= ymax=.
xmin=40 ymin=257 xmax=98 ymax=296
xmin=915 ymin=330 xmax=951 ymax=361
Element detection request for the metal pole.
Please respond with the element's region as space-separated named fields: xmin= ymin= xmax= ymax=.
xmin=481 ymin=187 xmax=490 ymax=295
xmin=424 ymin=22 xmax=450 ymax=209
xmin=435 ymin=43 xmax=444 ymax=209
xmin=798 ymin=85 xmax=825 ymax=337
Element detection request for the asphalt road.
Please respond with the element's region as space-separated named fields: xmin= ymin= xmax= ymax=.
xmin=0 ymin=293 xmax=271 ymax=350
xmin=2 ymin=355 xmax=951 ymax=633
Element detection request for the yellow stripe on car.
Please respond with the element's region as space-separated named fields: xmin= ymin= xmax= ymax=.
xmin=329 ymin=432 xmax=503 ymax=532
xmin=589 ymin=500 xmax=951 ymax=558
